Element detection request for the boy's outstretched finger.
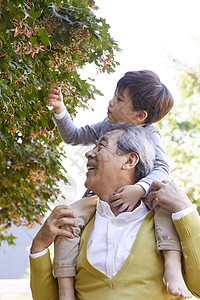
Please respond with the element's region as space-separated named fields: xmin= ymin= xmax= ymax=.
xmin=110 ymin=199 xmax=123 ymax=207
xmin=48 ymin=86 xmax=59 ymax=95
xmin=115 ymin=186 xmax=124 ymax=193
xmin=109 ymin=193 xmax=121 ymax=202
xmin=117 ymin=203 xmax=129 ymax=213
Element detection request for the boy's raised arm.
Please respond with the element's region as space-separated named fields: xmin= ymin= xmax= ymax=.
xmin=47 ymin=86 xmax=111 ymax=145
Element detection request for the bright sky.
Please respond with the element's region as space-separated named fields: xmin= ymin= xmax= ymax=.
xmin=60 ymin=0 xmax=200 ymax=202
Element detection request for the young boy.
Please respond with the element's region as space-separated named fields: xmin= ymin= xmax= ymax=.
xmin=48 ymin=70 xmax=192 ymax=299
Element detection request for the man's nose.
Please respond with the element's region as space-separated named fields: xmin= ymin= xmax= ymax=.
xmin=85 ymin=148 xmax=96 ymax=158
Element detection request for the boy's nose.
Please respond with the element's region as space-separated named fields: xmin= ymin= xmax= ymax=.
xmin=109 ymin=98 xmax=114 ymax=106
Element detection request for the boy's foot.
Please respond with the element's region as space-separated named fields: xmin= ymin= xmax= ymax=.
xmin=163 ymin=269 xmax=192 ymax=298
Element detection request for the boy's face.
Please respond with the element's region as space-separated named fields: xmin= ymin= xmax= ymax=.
xmin=107 ymin=88 xmax=139 ymax=125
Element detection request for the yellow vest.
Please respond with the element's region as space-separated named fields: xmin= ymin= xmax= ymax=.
xmin=75 ymin=210 xmax=175 ymax=300
xmin=29 ymin=210 xmax=200 ymax=300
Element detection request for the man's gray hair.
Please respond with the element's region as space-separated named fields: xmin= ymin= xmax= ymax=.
xmin=109 ymin=122 xmax=155 ymax=183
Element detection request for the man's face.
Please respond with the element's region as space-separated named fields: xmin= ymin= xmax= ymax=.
xmin=85 ymin=130 xmax=127 ymax=199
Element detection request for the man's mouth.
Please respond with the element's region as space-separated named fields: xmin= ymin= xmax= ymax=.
xmin=87 ymin=164 xmax=96 ymax=171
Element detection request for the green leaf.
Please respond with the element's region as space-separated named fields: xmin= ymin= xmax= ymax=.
xmin=29 ymin=7 xmax=42 ymax=20
xmin=38 ymin=28 xmax=49 ymax=46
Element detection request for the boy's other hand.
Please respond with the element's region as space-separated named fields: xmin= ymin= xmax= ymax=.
xmin=109 ymin=184 xmax=145 ymax=213
xmin=48 ymin=86 xmax=65 ymax=114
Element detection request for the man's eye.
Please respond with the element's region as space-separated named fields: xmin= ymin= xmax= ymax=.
xmin=117 ymin=97 xmax=123 ymax=102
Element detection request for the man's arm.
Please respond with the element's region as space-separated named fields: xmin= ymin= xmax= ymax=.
xmin=30 ymin=205 xmax=77 ymax=300
xmin=147 ymin=180 xmax=200 ymax=298
xmin=30 ymin=250 xmax=58 ymax=300
xmin=174 ymin=209 xmax=200 ymax=298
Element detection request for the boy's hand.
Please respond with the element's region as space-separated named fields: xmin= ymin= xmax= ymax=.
xmin=109 ymin=184 xmax=146 ymax=213
xmin=48 ymin=86 xmax=65 ymax=114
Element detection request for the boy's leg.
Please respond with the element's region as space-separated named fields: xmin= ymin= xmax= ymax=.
xmin=58 ymin=277 xmax=76 ymax=300
xmin=163 ymin=250 xmax=192 ymax=298
xmin=53 ymin=195 xmax=98 ymax=278
xmin=53 ymin=195 xmax=97 ymax=300
xmin=154 ymin=207 xmax=192 ymax=298
xmin=53 ymin=195 xmax=98 ymax=288
xmin=154 ymin=206 xmax=181 ymax=254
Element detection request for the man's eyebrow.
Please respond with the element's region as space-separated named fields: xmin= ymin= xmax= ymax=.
xmin=99 ymin=136 xmax=109 ymax=144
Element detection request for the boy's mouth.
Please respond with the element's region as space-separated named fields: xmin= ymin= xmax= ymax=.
xmin=107 ymin=108 xmax=112 ymax=115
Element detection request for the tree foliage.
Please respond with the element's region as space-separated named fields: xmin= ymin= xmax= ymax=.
xmin=0 ymin=0 xmax=119 ymax=245
xmin=160 ymin=61 xmax=200 ymax=212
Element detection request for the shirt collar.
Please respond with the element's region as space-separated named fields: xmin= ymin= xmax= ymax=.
xmin=97 ymin=198 xmax=149 ymax=222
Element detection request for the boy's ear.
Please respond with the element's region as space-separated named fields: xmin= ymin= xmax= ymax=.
xmin=122 ymin=152 xmax=139 ymax=170
xmin=135 ymin=110 xmax=148 ymax=122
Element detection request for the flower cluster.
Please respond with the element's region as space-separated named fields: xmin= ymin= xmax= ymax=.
xmin=16 ymin=41 xmax=45 ymax=58
xmin=11 ymin=17 xmax=45 ymax=58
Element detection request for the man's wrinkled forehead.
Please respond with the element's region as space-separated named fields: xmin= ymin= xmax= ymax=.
xmin=99 ymin=129 xmax=124 ymax=145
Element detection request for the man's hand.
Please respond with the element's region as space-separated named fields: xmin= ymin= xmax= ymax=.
xmin=48 ymin=86 xmax=65 ymax=114
xmin=109 ymin=184 xmax=145 ymax=213
xmin=31 ymin=205 xmax=77 ymax=254
xmin=147 ymin=180 xmax=192 ymax=213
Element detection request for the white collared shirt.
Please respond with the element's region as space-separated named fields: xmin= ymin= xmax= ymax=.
xmin=87 ymin=200 xmax=197 ymax=278
xmin=87 ymin=199 xmax=149 ymax=278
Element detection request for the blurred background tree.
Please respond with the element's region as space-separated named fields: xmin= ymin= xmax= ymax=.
xmin=0 ymin=0 xmax=119 ymax=245
xmin=160 ymin=61 xmax=200 ymax=213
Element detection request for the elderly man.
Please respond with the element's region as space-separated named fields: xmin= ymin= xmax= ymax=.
xmin=30 ymin=123 xmax=200 ymax=300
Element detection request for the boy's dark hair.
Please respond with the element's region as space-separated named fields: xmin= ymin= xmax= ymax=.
xmin=117 ymin=70 xmax=174 ymax=123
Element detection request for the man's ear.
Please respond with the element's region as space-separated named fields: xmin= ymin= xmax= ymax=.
xmin=122 ymin=152 xmax=139 ymax=170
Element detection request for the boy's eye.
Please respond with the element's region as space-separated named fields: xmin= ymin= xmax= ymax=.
xmin=117 ymin=97 xmax=123 ymax=102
